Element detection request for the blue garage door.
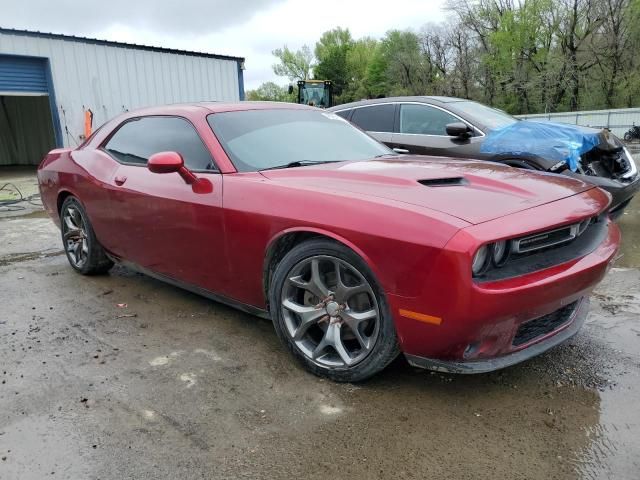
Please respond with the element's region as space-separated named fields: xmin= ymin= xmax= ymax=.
xmin=0 ymin=55 xmax=48 ymax=93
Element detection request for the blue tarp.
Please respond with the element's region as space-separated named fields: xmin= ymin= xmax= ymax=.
xmin=479 ymin=120 xmax=602 ymax=171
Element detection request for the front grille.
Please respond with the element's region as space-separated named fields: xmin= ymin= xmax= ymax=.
xmin=512 ymin=301 xmax=579 ymax=347
xmin=511 ymin=216 xmax=598 ymax=255
xmin=478 ymin=217 xmax=607 ymax=283
xmin=514 ymin=225 xmax=576 ymax=253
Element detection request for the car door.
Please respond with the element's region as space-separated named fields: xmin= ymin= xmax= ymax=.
xmin=348 ymin=104 xmax=396 ymax=147
xmin=102 ymin=116 xmax=229 ymax=294
xmin=392 ymin=103 xmax=485 ymax=158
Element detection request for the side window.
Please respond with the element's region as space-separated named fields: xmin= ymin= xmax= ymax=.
xmin=334 ymin=109 xmax=352 ymax=120
xmin=104 ymin=116 xmax=215 ymax=171
xmin=399 ymin=104 xmax=459 ymax=136
xmin=350 ymin=104 xmax=395 ymax=132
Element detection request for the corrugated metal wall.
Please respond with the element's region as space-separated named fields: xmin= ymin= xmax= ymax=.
xmin=0 ymin=30 xmax=242 ymax=152
xmin=517 ymin=108 xmax=640 ymax=139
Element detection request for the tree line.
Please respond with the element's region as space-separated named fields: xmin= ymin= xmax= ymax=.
xmin=247 ymin=0 xmax=640 ymax=115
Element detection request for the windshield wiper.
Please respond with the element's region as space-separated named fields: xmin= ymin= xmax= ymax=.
xmin=259 ymin=160 xmax=339 ymax=171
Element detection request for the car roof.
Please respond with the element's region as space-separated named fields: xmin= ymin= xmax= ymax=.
xmin=116 ymin=101 xmax=315 ymax=118
xmin=328 ymin=96 xmax=469 ymax=111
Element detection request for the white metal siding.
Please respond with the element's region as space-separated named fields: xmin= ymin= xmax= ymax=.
xmin=517 ymin=108 xmax=640 ymax=139
xmin=0 ymin=31 xmax=241 ymax=148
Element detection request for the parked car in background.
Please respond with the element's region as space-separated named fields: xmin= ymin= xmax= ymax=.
xmin=624 ymin=123 xmax=640 ymax=142
xmin=38 ymin=102 xmax=619 ymax=381
xmin=328 ymin=97 xmax=639 ymax=217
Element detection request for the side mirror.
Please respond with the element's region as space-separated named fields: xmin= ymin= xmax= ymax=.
xmin=148 ymin=151 xmax=184 ymax=174
xmin=148 ymin=151 xmax=211 ymax=193
xmin=446 ymin=122 xmax=473 ymax=138
xmin=287 ymin=85 xmax=294 ymax=95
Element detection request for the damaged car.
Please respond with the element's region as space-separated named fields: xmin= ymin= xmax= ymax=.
xmin=328 ymin=97 xmax=639 ymax=218
xmin=38 ymin=102 xmax=620 ymax=381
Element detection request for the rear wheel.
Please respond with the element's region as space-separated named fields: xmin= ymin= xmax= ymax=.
xmin=269 ymin=239 xmax=399 ymax=382
xmin=60 ymin=197 xmax=113 ymax=275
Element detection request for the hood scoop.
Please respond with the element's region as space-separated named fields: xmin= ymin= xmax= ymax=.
xmin=418 ymin=177 xmax=469 ymax=187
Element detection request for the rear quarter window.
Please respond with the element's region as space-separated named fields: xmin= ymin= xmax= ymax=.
xmin=334 ymin=109 xmax=352 ymax=120
xmin=350 ymin=104 xmax=395 ymax=133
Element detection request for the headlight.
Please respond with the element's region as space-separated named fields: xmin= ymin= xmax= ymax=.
xmin=472 ymin=245 xmax=490 ymax=276
xmin=622 ymin=146 xmax=637 ymax=179
xmin=472 ymin=240 xmax=513 ymax=277
xmin=492 ymin=240 xmax=510 ymax=266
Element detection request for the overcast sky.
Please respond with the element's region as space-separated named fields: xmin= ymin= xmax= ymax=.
xmin=3 ymin=0 xmax=448 ymax=90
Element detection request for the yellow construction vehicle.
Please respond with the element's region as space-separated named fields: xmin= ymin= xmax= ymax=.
xmin=289 ymin=80 xmax=334 ymax=108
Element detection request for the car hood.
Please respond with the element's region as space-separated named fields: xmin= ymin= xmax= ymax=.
xmin=259 ymin=157 xmax=594 ymax=224
xmin=560 ymin=123 xmax=624 ymax=150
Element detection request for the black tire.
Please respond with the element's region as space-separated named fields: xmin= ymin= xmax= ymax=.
xmin=60 ymin=196 xmax=113 ymax=275
xmin=624 ymin=132 xmax=632 ymax=142
xmin=269 ymin=238 xmax=400 ymax=382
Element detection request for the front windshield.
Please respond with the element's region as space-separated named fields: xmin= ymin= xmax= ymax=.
xmin=207 ymin=109 xmax=392 ymax=172
xmin=301 ymin=83 xmax=329 ymax=107
xmin=453 ymin=101 xmax=518 ymax=130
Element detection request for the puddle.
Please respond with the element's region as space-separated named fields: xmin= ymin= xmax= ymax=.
xmin=615 ymin=194 xmax=640 ymax=268
xmin=579 ymin=268 xmax=640 ymax=478
xmin=578 ymin=371 xmax=640 ymax=479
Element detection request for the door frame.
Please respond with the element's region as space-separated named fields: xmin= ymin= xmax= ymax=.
xmin=0 ymin=53 xmax=63 ymax=147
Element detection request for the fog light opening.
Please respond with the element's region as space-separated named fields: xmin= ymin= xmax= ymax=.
xmin=463 ymin=342 xmax=480 ymax=359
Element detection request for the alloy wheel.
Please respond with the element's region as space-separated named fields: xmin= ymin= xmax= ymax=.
xmin=62 ymin=205 xmax=89 ymax=268
xmin=280 ymin=255 xmax=380 ymax=368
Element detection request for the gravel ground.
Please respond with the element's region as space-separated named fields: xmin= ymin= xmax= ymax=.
xmin=0 ymin=168 xmax=638 ymax=480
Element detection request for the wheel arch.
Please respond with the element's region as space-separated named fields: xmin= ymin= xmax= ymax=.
xmin=262 ymin=227 xmax=378 ymax=306
xmin=53 ymin=189 xmax=84 ymax=226
xmin=57 ymin=189 xmax=78 ymax=214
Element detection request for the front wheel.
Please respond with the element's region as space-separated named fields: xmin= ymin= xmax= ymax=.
xmin=60 ymin=196 xmax=113 ymax=275
xmin=269 ymin=239 xmax=399 ymax=382
xmin=624 ymin=131 xmax=633 ymax=142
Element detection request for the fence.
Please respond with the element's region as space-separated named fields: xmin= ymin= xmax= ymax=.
xmin=516 ymin=107 xmax=640 ymax=139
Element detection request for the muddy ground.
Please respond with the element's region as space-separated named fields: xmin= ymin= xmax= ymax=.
xmin=1 ymin=167 xmax=639 ymax=480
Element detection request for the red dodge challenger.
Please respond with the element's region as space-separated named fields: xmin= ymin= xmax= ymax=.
xmin=38 ymin=102 xmax=620 ymax=381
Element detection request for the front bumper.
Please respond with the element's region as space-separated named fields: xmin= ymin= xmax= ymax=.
xmin=567 ymin=171 xmax=640 ymax=216
xmin=387 ymin=204 xmax=620 ymax=372
xmin=405 ymin=297 xmax=588 ymax=373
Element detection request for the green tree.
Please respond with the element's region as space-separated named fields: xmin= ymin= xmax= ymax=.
xmin=483 ymin=0 xmax=556 ymax=113
xmin=378 ymin=30 xmax=426 ymax=96
xmin=272 ymin=45 xmax=315 ymax=81
xmin=363 ymin=44 xmax=389 ymax=98
xmin=343 ymin=37 xmax=378 ymax=101
xmin=246 ymin=82 xmax=295 ymax=102
xmin=270 ymin=0 xmax=640 ymax=112
xmin=624 ymin=0 xmax=640 ymax=106
xmin=314 ymin=27 xmax=354 ymax=98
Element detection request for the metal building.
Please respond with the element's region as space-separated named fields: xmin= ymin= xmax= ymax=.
xmin=0 ymin=28 xmax=245 ymax=166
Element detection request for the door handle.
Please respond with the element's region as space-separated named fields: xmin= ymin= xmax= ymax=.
xmin=392 ymin=147 xmax=409 ymax=154
xmin=114 ymin=175 xmax=127 ymax=186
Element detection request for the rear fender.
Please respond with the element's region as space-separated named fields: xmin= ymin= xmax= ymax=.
xmin=37 ymin=148 xmax=75 ymax=224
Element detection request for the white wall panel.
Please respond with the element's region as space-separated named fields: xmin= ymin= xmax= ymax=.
xmin=0 ymin=30 xmax=242 ymax=148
